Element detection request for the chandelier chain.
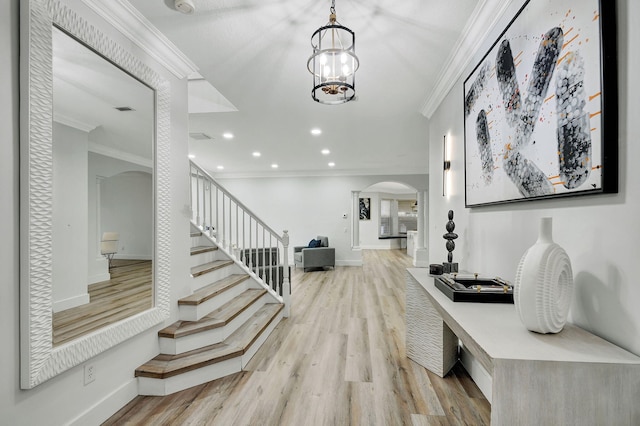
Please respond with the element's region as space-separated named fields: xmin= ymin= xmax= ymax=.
xmin=330 ymin=0 xmax=335 ymax=15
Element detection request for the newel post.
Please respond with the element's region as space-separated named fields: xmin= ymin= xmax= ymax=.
xmin=282 ymin=230 xmax=290 ymax=318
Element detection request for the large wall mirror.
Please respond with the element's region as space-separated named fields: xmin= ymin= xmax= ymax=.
xmin=21 ymin=0 xmax=171 ymax=388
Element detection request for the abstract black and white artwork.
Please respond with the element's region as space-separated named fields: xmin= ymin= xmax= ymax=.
xmin=359 ymin=198 xmax=370 ymax=220
xmin=464 ymin=0 xmax=617 ymax=207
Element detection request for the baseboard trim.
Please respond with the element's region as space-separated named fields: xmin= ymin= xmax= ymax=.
xmin=336 ymin=260 xmax=363 ymax=267
xmin=89 ymin=272 xmax=111 ymax=284
xmin=53 ymin=293 xmax=90 ymax=313
xmin=115 ymin=254 xmax=153 ymax=260
xmin=68 ymin=378 xmax=139 ymax=426
xmin=459 ymin=345 xmax=492 ymax=404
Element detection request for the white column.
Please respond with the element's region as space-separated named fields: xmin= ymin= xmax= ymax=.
xmin=352 ymin=191 xmax=360 ymax=249
xmin=414 ymin=190 xmax=429 ymax=267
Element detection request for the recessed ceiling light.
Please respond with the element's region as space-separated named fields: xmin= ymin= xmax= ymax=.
xmin=328 ymin=162 xmax=335 ymax=167
xmin=321 ymin=149 xmax=330 ymax=155
xmin=188 ymin=154 xmax=195 ymax=159
xmin=252 ymin=151 xmax=261 ymax=157
xmin=217 ymin=165 xmax=224 ymax=170
xmin=271 ymin=164 xmax=279 ymax=169
xmin=311 ymin=128 xmax=322 ymax=136
xmin=223 ymin=132 xmax=234 ymax=139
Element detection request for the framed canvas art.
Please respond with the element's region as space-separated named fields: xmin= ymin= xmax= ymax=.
xmin=359 ymin=198 xmax=370 ymax=220
xmin=463 ymin=0 xmax=617 ymax=207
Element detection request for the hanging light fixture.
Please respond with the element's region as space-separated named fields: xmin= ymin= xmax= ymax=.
xmin=307 ymin=0 xmax=359 ymax=105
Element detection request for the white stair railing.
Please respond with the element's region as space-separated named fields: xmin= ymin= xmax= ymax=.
xmin=190 ymin=160 xmax=290 ymax=317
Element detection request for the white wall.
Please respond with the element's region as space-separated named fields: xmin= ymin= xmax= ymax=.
xmin=88 ymin=152 xmax=152 ymax=283
xmin=358 ymin=192 xmax=383 ymax=248
xmin=216 ymin=174 xmax=428 ymax=265
xmin=1 ymin=0 xmax=193 ymax=423
xmin=0 ymin=0 xmax=21 ymax=421
xmin=428 ymin=0 xmax=640 ymax=357
xmin=101 ymin=171 xmax=153 ymax=260
xmin=52 ymin=122 xmax=90 ymax=311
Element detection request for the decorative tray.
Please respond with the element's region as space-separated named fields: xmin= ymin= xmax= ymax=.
xmin=434 ymin=274 xmax=513 ymax=303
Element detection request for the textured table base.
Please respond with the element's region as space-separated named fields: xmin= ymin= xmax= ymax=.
xmin=406 ymin=272 xmax=457 ymax=377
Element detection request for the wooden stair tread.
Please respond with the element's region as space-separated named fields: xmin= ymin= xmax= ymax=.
xmin=190 ymin=245 xmax=218 ymax=255
xmin=225 ymin=303 xmax=284 ymax=352
xmin=178 ymin=274 xmax=250 ymax=306
xmin=159 ymin=289 xmax=267 ymax=338
xmin=190 ymin=259 xmax=234 ymax=278
xmin=190 ymin=231 xmax=202 ymax=237
xmin=136 ymin=303 xmax=283 ymax=379
xmin=135 ymin=341 xmax=241 ymax=379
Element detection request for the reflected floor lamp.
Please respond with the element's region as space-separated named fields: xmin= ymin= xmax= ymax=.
xmin=100 ymin=232 xmax=119 ymax=270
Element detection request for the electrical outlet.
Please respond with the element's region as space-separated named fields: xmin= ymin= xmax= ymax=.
xmin=84 ymin=364 xmax=96 ymax=385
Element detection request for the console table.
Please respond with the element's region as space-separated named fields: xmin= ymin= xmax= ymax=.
xmin=406 ymin=268 xmax=640 ymax=425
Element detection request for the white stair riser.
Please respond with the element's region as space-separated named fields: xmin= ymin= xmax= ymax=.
xmin=191 ymin=234 xmax=217 ymax=248
xmin=189 ymin=249 xmax=222 ymax=267
xmin=159 ymin=327 xmax=224 ymax=355
xmin=137 ymin=356 xmax=241 ymax=396
xmin=190 ymin=235 xmax=202 ymax=248
xmin=180 ymin=278 xmax=250 ymax=321
xmin=160 ymin=293 xmax=271 ymax=355
xmin=190 ymin=263 xmax=244 ymax=291
xmin=242 ymin=308 xmax=283 ymax=368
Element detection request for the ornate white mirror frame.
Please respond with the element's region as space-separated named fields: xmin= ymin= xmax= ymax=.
xmin=20 ymin=0 xmax=171 ymax=388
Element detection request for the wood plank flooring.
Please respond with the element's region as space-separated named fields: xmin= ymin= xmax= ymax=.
xmin=104 ymin=250 xmax=490 ymax=425
xmin=52 ymin=260 xmax=152 ymax=346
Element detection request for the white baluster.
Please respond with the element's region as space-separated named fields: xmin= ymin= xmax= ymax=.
xmin=195 ymin=170 xmax=201 ymax=227
xmin=282 ymin=230 xmax=290 ymax=318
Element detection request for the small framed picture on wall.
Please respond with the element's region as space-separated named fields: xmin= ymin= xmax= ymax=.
xmin=359 ymin=198 xmax=370 ymax=220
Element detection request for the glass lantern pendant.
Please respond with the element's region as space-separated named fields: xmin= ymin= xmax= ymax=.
xmin=307 ymin=0 xmax=359 ymax=105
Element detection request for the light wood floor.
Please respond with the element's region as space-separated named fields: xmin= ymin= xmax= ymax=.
xmin=53 ymin=260 xmax=153 ymax=346
xmin=104 ymin=250 xmax=490 ymax=425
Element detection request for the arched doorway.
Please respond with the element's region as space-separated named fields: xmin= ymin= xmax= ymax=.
xmin=351 ymin=180 xmax=429 ymax=267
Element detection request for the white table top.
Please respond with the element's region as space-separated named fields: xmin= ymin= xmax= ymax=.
xmin=407 ymin=268 xmax=640 ymax=365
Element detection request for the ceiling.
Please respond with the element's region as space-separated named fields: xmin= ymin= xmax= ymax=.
xmin=128 ymin=0 xmax=479 ymax=178
xmin=53 ymin=27 xmax=154 ymax=166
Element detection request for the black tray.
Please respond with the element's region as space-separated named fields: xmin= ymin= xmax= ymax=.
xmin=434 ymin=275 xmax=513 ymax=303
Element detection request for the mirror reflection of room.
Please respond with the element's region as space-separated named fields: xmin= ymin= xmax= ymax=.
xmin=50 ymin=27 xmax=155 ymax=346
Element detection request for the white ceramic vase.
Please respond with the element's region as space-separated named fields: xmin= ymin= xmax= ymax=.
xmin=514 ymin=217 xmax=574 ymax=334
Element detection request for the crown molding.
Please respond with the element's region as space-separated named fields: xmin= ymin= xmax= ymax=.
xmin=420 ymin=0 xmax=518 ymax=119
xmin=89 ymin=141 xmax=154 ymax=168
xmin=53 ymin=112 xmax=98 ymax=133
xmin=209 ymin=167 xmax=429 ymax=180
xmin=81 ymin=0 xmax=199 ymax=79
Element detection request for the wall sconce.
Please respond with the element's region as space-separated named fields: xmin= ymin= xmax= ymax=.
xmin=443 ymin=135 xmax=451 ymax=196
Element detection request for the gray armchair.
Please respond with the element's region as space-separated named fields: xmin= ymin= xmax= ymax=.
xmin=293 ymin=236 xmax=335 ymax=272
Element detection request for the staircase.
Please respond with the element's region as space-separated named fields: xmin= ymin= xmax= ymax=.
xmin=135 ymin=161 xmax=290 ymax=396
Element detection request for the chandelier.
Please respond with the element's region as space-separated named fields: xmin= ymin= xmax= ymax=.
xmin=307 ymin=0 xmax=359 ymax=105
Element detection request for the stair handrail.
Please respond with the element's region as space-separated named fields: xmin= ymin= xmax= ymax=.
xmin=190 ymin=160 xmax=291 ymax=317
